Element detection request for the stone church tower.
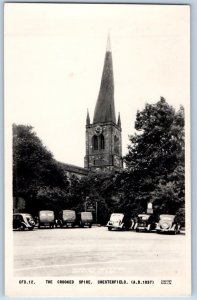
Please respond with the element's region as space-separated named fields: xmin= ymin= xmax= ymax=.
xmin=84 ymin=36 xmax=123 ymax=171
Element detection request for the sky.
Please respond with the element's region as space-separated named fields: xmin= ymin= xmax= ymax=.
xmin=4 ymin=3 xmax=190 ymax=167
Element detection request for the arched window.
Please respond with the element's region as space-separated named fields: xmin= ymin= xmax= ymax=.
xmin=92 ymin=135 xmax=98 ymax=150
xmin=100 ymin=134 xmax=105 ymax=150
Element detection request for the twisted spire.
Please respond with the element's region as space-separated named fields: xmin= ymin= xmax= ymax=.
xmin=93 ymin=35 xmax=116 ymax=124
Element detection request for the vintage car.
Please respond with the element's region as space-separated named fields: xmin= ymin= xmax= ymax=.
xmin=136 ymin=213 xmax=158 ymax=232
xmin=156 ymin=214 xmax=180 ymax=234
xmin=106 ymin=213 xmax=132 ymax=231
xmin=58 ymin=210 xmax=76 ymax=228
xmin=38 ymin=210 xmax=55 ymax=228
xmin=13 ymin=213 xmax=35 ymax=231
xmin=77 ymin=212 xmax=93 ymax=228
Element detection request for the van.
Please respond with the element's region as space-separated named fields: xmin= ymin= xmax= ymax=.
xmin=38 ymin=210 xmax=55 ymax=228
xmin=77 ymin=212 xmax=93 ymax=228
xmin=59 ymin=210 xmax=76 ymax=228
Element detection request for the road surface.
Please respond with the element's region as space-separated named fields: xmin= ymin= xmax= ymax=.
xmin=13 ymin=226 xmax=186 ymax=277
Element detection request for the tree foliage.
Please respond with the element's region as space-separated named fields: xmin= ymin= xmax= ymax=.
xmin=66 ymin=171 xmax=119 ymax=224
xmin=13 ymin=124 xmax=69 ymax=214
xmin=123 ymin=97 xmax=185 ymax=219
xmin=13 ymin=97 xmax=185 ymax=225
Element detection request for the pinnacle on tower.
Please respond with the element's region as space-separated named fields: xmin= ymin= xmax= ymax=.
xmin=86 ymin=109 xmax=90 ymax=125
xmin=117 ymin=112 xmax=121 ymax=127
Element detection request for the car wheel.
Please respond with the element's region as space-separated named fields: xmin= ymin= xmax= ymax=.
xmin=136 ymin=228 xmax=139 ymax=232
xmin=173 ymin=229 xmax=177 ymax=235
xmin=20 ymin=224 xmax=25 ymax=231
xmin=89 ymin=224 xmax=92 ymax=228
xmin=108 ymin=227 xmax=112 ymax=231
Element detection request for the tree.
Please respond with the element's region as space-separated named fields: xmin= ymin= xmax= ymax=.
xmin=124 ymin=97 xmax=185 ymax=217
xmin=13 ymin=124 xmax=69 ymax=213
xmin=36 ymin=187 xmax=70 ymax=216
xmin=66 ymin=171 xmax=123 ymax=224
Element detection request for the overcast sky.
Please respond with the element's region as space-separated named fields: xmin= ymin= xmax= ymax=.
xmin=4 ymin=3 xmax=190 ymax=167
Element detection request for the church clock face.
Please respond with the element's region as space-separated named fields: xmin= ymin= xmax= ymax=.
xmin=94 ymin=125 xmax=102 ymax=136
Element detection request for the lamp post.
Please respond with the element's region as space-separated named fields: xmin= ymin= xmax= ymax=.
xmin=95 ymin=201 xmax=98 ymax=225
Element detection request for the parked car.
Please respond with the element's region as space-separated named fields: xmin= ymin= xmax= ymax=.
xmin=156 ymin=214 xmax=180 ymax=234
xmin=135 ymin=213 xmax=158 ymax=232
xmin=106 ymin=213 xmax=132 ymax=231
xmin=77 ymin=212 xmax=93 ymax=228
xmin=58 ymin=210 xmax=76 ymax=228
xmin=38 ymin=210 xmax=55 ymax=228
xmin=13 ymin=213 xmax=35 ymax=231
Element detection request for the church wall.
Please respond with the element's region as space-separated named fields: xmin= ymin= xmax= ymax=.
xmin=84 ymin=122 xmax=122 ymax=170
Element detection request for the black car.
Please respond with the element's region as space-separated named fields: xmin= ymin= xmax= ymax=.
xmin=13 ymin=213 xmax=35 ymax=231
xmin=136 ymin=213 xmax=158 ymax=232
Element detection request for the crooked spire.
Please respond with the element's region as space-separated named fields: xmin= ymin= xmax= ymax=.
xmin=106 ymin=33 xmax=111 ymax=52
xmin=93 ymin=35 xmax=116 ymax=124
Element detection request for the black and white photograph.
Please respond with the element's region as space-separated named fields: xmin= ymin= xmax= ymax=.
xmin=4 ymin=2 xmax=191 ymax=297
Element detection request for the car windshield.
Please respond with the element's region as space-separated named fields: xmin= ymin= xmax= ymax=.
xmin=138 ymin=214 xmax=150 ymax=221
xmin=40 ymin=211 xmax=54 ymax=217
xmin=63 ymin=211 xmax=75 ymax=217
xmin=110 ymin=214 xmax=124 ymax=221
xmin=160 ymin=215 xmax=175 ymax=221
xmin=81 ymin=212 xmax=92 ymax=219
xmin=13 ymin=215 xmax=23 ymax=221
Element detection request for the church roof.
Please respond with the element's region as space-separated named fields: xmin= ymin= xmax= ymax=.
xmin=93 ymin=36 xmax=116 ymax=124
xmin=58 ymin=162 xmax=89 ymax=176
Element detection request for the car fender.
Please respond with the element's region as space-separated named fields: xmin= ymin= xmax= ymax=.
xmin=147 ymin=224 xmax=151 ymax=231
xmin=120 ymin=223 xmax=124 ymax=229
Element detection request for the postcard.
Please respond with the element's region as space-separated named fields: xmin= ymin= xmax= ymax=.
xmin=4 ymin=3 xmax=191 ymax=296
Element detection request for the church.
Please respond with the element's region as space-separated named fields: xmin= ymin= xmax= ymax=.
xmin=13 ymin=36 xmax=123 ymax=212
xmin=84 ymin=36 xmax=123 ymax=171
xmin=62 ymin=36 xmax=123 ymax=177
